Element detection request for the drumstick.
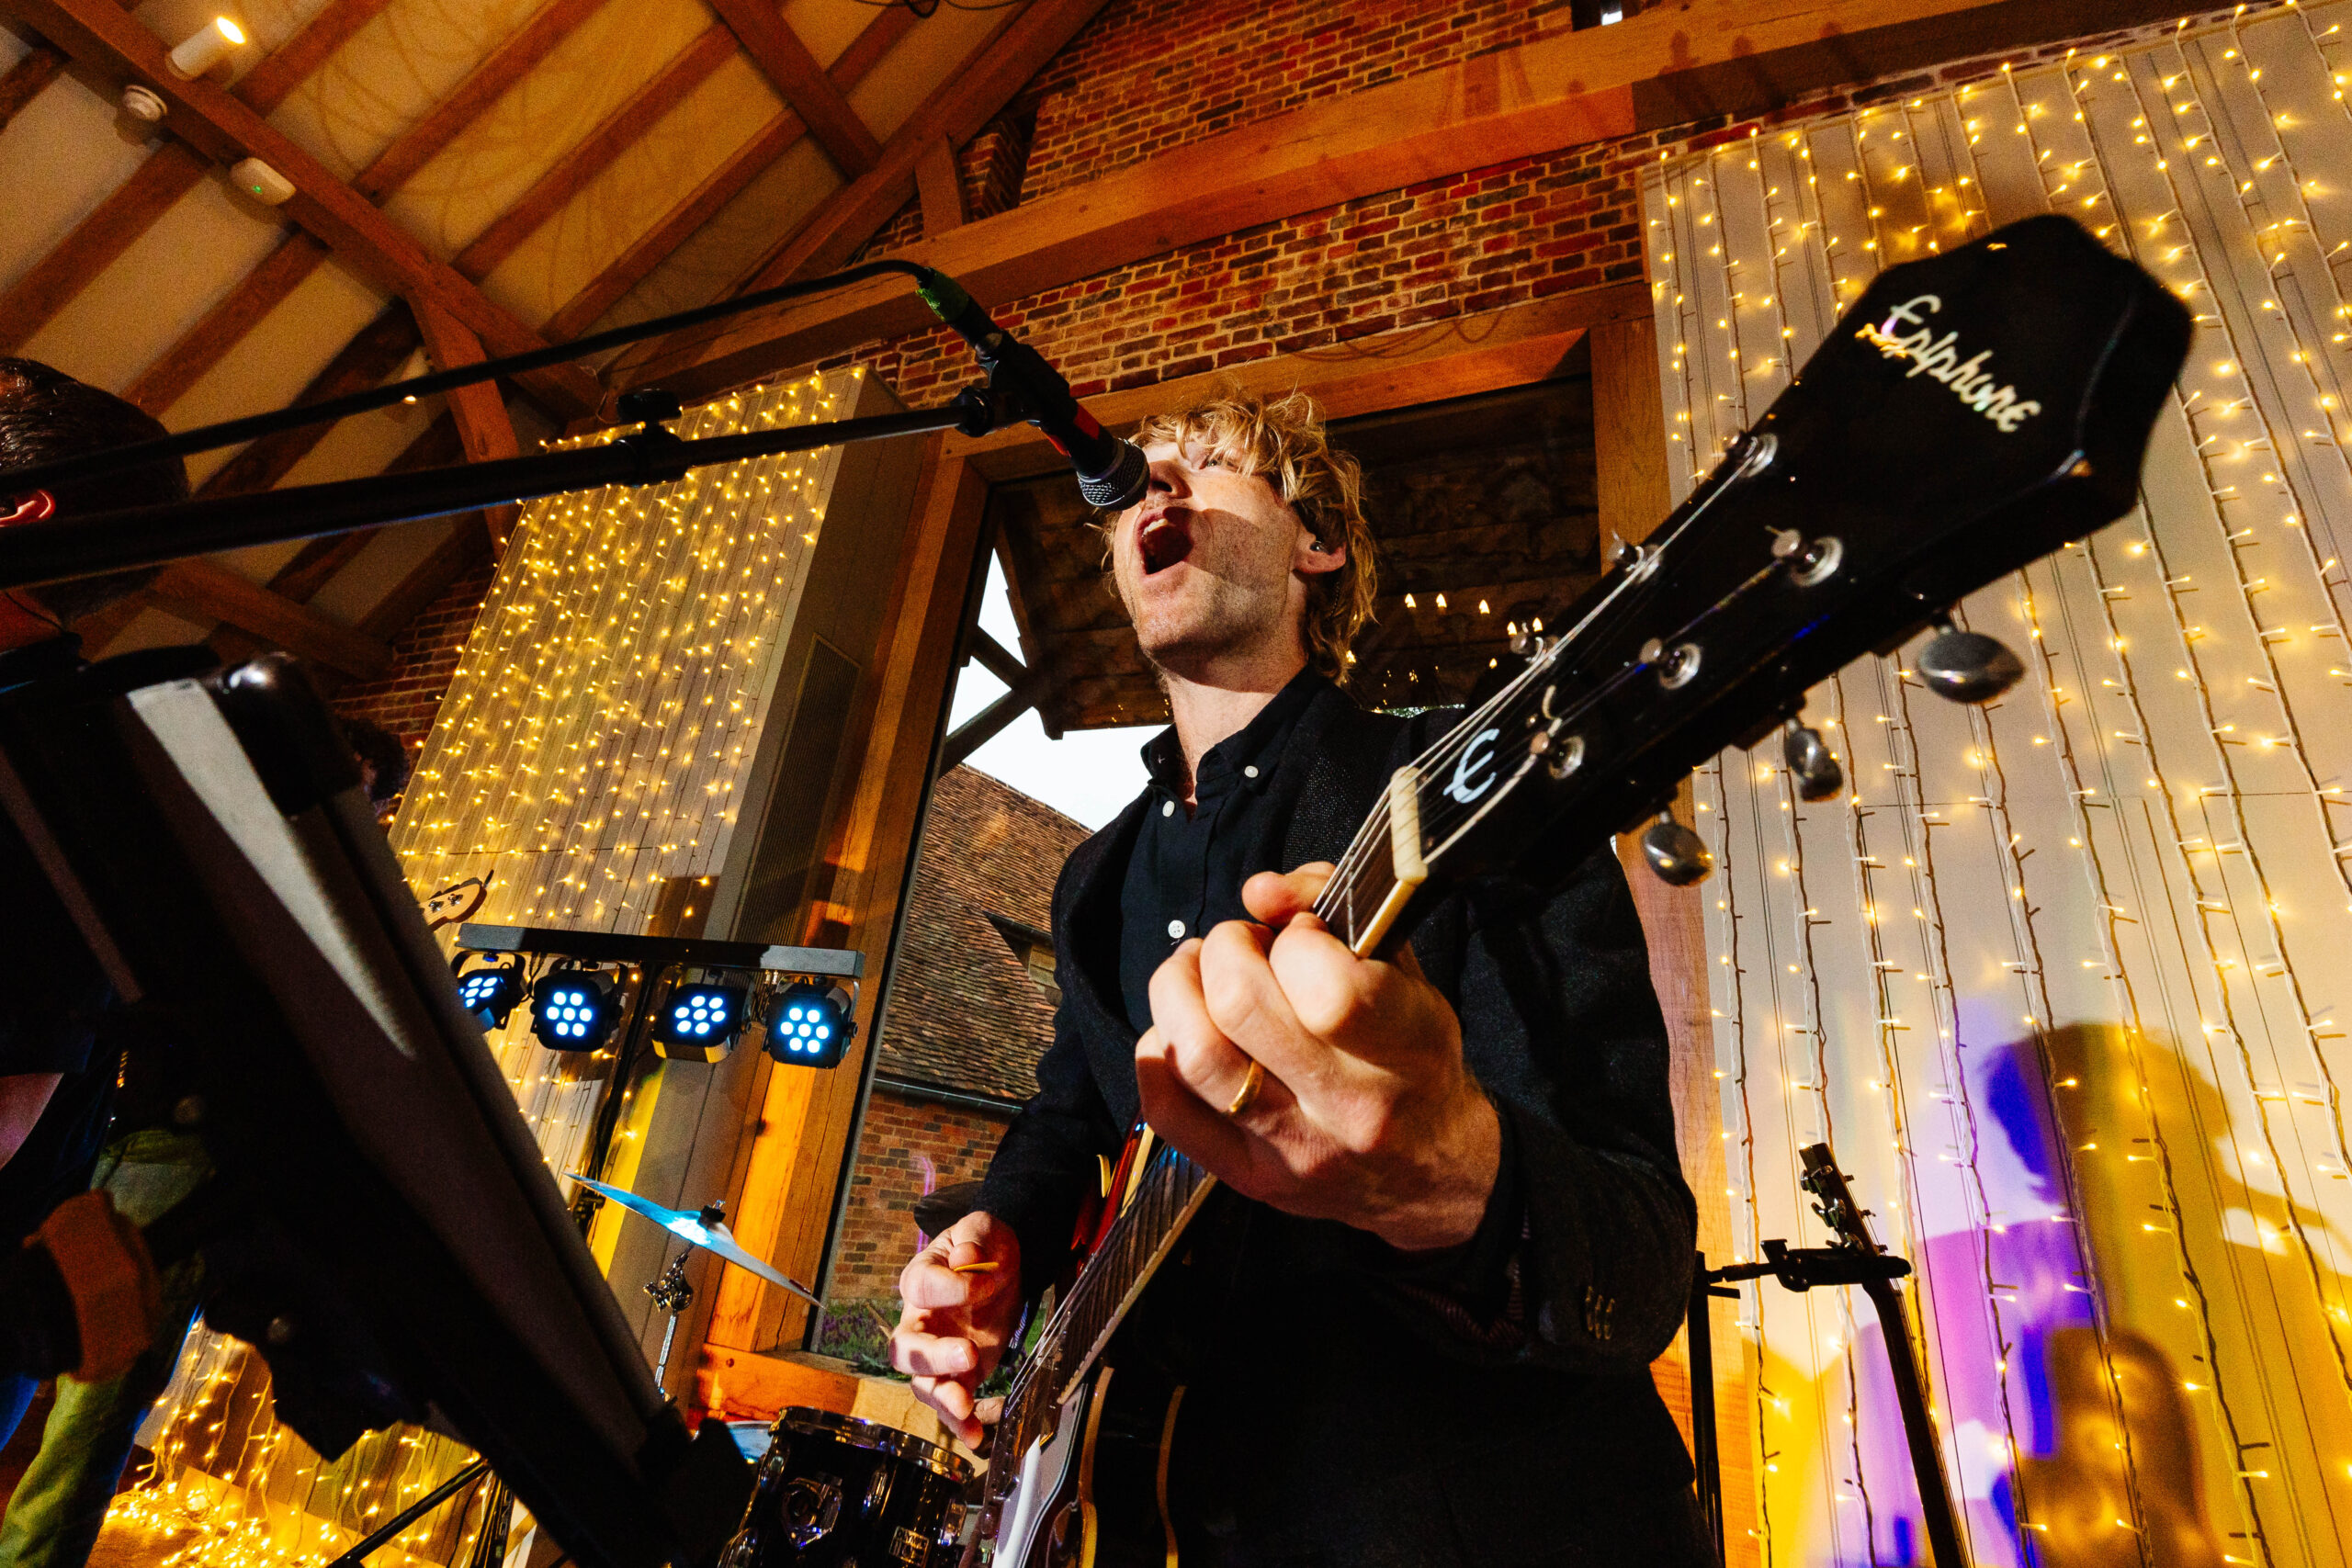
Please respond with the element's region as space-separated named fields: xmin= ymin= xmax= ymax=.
xmin=949 ymin=1260 xmax=1001 ymax=1274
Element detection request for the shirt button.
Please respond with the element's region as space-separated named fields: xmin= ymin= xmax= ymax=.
xmin=1161 ymin=800 xmax=1175 ymax=818
xmin=1243 ymin=764 xmax=1260 ymax=779
xmin=1167 ymin=919 xmax=1186 ymax=939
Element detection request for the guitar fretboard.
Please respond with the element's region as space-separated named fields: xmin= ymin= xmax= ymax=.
xmin=989 ymin=1142 xmax=1216 ymax=1499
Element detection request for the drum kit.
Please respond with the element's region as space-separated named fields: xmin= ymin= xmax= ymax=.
xmin=719 ymin=1408 xmax=972 ymax=1567
xmin=584 ymin=1181 xmax=978 ymax=1564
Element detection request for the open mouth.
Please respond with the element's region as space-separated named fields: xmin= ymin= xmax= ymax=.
xmin=1138 ymin=513 xmax=1193 ymax=575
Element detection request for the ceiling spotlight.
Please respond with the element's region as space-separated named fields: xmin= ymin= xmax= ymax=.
xmin=652 ymin=980 xmax=747 ymax=1063
xmin=531 ymin=967 xmax=618 ymax=1053
xmin=120 ymin=85 xmax=165 ymax=121
xmin=766 ymin=981 xmax=854 ymax=1069
xmin=167 ymin=17 xmax=247 ymax=79
xmin=454 ymin=956 xmax=525 ymax=1030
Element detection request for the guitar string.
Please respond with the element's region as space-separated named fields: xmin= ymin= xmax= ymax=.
xmin=1314 ymin=430 xmax=1782 ymax=931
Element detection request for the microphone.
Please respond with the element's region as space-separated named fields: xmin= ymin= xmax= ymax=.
xmin=915 ymin=270 xmax=1149 ymax=510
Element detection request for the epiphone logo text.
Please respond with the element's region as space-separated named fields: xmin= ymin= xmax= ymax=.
xmin=1858 ymin=294 xmax=2042 ymax=434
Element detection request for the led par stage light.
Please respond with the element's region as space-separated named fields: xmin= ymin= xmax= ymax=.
xmin=531 ymin=967 xmax=619 ymax=1052
xmin=651 ymin=980 xmax=749 ymax=1063
xmin=766 ymin=980 xmax=854 ymax=1069
xmin=453 ymin=956 xmax=525 ymax=1031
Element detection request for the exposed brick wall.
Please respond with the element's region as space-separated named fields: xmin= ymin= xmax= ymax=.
xmin=879 ymin=765 xmax=1089 ymax=1099
xmin=830 ymin=1089 xmax=1014 ymax=1303
xmin=836 ymin=135 xmax=1649 ymax=410
xmin=1018 ymin=0 xmax=1577 ymax=201
xmin=332 ymin=556 xmax=495 ymax=753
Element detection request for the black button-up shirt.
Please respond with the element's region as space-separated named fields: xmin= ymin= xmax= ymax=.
xmin=1117 ymin=667 xmax=1324 ymax=1036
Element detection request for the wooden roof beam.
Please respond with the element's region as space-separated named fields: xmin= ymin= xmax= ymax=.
xmin=12 ymin=0 xmax=602 ymax=421
xmin=353 ymin=0 xmax=611 ymax=200
xmin=623 ymin=0 xmax=2183 ymax=397
xmin=0 ymin=42 xmax=65 ymax=135
xmin=728 ymin=0 xmax=1107 ymax=298
xmin=914 ymin=139 xmax=964 ymax=238
xmin=704 ymin=0 xmax=877 ymax=175
xmin=146 ymin=558 xmax=393 ymax=677
xmin=539 ymin=2 xmax=916 ymax=343
xmin=126 ymin=0 xmax=617 ymax=417
xmin=0 ymin=0 xmax=401 ymax=356
xmin=450 ymin=27 xmax=739 ymax=283
xmin=413 ymin=302 xmax=520 ymax=554
xmin=195 ymin=303 xmax=421 ymax=499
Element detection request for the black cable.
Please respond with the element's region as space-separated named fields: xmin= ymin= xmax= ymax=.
xmin=0 ymin=258 xmax=940 ymax=499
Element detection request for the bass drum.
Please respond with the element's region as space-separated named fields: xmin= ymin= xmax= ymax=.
xmin=718 ymin=1406 xmax=973 ymax=1567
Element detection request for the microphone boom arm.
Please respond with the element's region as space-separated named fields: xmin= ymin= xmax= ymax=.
xmin=0 ymin=385 xmax=1016 ymax=592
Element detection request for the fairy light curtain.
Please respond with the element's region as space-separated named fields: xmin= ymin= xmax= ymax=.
xmin=107 ymin=370 xmax=864 ymax=1568
xmin=392 ymin=367 xmax=859 ymax=1178
xmin=1647 ymin=6 xmax=2352 ymax=1562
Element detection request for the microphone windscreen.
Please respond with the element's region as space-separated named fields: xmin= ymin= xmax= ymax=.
xmin=1078 ymin=438 xmax=1149 ymax=511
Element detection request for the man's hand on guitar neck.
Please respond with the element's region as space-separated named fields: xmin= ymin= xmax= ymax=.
xmin=891 ymin=1212 xmax=1022 ymax=1447
xmin=1136 ymin=862 xmax=1502 ymax=1255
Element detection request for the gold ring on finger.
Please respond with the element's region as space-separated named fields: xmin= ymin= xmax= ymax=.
xmin=1224 ymin=1059 xmax=1266 ymax=1118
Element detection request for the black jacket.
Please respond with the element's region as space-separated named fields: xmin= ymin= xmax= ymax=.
xmin=977 ymin=683 xmax=1704 ymax=1564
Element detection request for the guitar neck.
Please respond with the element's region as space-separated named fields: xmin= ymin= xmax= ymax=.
xmin=990 ymin=1144 xmax=1218 ymax=1496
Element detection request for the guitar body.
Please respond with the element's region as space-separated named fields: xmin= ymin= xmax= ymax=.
xmin=978 ymin=1358 xmax=1189 ymax=1568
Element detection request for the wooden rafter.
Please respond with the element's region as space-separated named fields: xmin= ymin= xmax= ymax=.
xmin=0 ymin=143 xmax=208 ymax=354
xmin=413 ymin=302 xmax=521 ymax=552
xmin=195 ymin=304 xmax=420 ymax=500
xmin=10 ymin=0 xmax=601 ymax=419
xmin=227 ymin=0 xmax=396 ymax=111
xmin=623 ymin=0 xmax=2171 ymax=396
xmin=0 ymin=0 xmax=390 ymax=355
xmin=449 ymin=27 xmax=739 ymax=283
xmin=0 ymin=42 xmax=64 ymax=134
xmin=726 ymin=0 xmax=1103 ymax=297
xmin=353 ymin=0 xmax=611 ymax=201
xmin=126 ymin=0 xmax=617 ymax=419
xmin=703 ymin=0 xmax=878 ymax=175
xmin=914 ymin=139 xmax=964 ymax=238
xmin=145 ymin=558 xmax=392 ymax=676
xmin=539 ymin=2 xmax=916 ymax=342
xmin=122 ymin=231 xmax=325 ymax=413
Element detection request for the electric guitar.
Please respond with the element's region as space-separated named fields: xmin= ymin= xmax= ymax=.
xmin=966 ymin=214 xmax=2191 ymax=1565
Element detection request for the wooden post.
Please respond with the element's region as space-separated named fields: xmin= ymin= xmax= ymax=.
xmin=703 ymin=442 xmax=991 ymax=1353
xmin=1592 ymin=312 xmax=1758 ymax=1566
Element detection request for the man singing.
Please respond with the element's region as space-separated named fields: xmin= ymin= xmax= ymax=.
xmin=892 ymin=389 xmax=1705 ymax=1564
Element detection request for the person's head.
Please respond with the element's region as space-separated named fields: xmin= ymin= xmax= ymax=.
xmin=336 ymin=715 xmax=412 ymax=814
xmin=0 ymin=358 xmax=189 ymax=647
xmin=1102 ymin=387 xmax=1376 ymax=687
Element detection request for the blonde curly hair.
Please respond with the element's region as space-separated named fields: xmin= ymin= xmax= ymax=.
xmin=1115 ymin=386 xmax=1378 ymax=683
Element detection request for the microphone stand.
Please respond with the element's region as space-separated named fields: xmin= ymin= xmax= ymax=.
xmin=0 ymin=384 xmax=1015 ymax=593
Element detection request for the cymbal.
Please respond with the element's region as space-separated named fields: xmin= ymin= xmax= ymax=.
xmin=568 ymin=1174 xmax=820 ymax=1306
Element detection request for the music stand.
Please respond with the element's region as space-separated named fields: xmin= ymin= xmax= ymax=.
xmin=0 ymin=648 xmax=749 ymax=1568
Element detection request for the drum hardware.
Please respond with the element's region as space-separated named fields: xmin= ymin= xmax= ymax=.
xmin=720 ymin=1407 xmax=971 ymax=1566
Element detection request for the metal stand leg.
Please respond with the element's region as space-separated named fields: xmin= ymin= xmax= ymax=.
xmin=1687 ymin=1253 xmax=1726 ymax=1568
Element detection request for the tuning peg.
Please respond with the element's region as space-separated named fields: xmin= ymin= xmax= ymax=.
xmin=1640 ymin=812 xmax=1713 ymax=886
xmin=1781 ymin=724 xmax=1844 ymax=802
xmin=1917 ymin=624 xmax=2025 ymax=703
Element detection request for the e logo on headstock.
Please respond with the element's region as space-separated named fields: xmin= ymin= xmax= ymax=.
xmin=1442 ymin=727 xmax=1501 ymax=805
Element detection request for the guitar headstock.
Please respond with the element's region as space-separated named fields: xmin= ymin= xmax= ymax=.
xmin=1335 ymin=215 xmax=2191 ymax=951
xmin=1797 ymin=1142 xmax=1878 ymax=1255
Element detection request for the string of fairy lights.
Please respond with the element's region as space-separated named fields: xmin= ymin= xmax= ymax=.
xmin=1652 ymin=3 xmax=2352 ymax=1563
xmin=103 ymin=370 xmax=864 ymax=1566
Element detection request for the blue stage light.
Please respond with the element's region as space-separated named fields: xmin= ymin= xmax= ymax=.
xmin=765 ymin=980 xmax=854 ymax=1069
xmin=531 ymin=968 xmax=618 ymax=1052
xmin=651 ymin=981 xmax=748 ymax=1062
xmin=453 ymin=958 xmax=524 ymax=1030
